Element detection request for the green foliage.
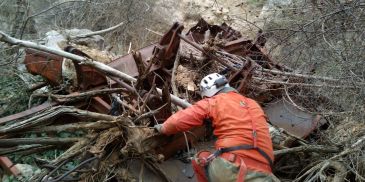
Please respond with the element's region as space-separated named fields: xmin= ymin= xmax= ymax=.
xmin=2 ymin=175 xmax=20 ymax=182
xmin=58 ymin=130 xmax=85 ymax=138
xmin=0 ymin=68 xmax=30 ymax=117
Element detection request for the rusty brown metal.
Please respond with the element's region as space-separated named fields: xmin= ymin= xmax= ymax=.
xmin=65 ymin=46 xmax=108 ymax=90
xmin=152 ymin=22 xmax=184 ymax=68
xmin=108 ymin=23 xmax=184 ymax=80
xmin=24 ymin=48 xmax=107 ymax=90
xmin=90 ymin=97 xmax=111 ymax=114
xmin=24 ymin=49 xmax=64 ymax=86
xmin=107 ymin=45 xmax=155 ymax=77
xmin=228 ymin=59 xmax=255 ymax=94
xmin=184 ymin=19 xmax=285 ymax=71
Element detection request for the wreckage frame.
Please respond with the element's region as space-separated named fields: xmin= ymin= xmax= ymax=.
xmin=0 ymin=16 xmax=364 ymax=182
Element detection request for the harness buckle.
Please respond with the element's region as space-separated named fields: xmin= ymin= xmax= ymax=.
xmin=206 ymin=148 xmax=223 ymax=162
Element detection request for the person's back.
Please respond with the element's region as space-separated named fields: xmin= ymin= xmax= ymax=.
xmin=208 ymin=91 xmax=273 ymax=172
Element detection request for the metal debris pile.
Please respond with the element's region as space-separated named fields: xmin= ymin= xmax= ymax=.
xmin=0 ymin=19 xmax=361 ymax=181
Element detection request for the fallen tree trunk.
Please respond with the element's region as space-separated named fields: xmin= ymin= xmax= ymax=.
xmin=0 ymin=106 xmax=116 ymax=134
xmin=70 ymin=21 xmax=124 ymax=39
xmin=0 ymin=145 xmax=55 ymax=156
xmin=25 ymin=121 xmax=116 ymax=133
xmin=0 ymin=144 xmax=43 ymax=155
xmin=0 ymin=137 xmax=80 ymax=147
xmin=33 ymin=88 xmax=127 ymax=103
xmin=274 ymin=145 xmax=340 ymax=156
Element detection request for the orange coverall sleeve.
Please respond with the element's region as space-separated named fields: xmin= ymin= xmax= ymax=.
xmin=161 ymin=99 xmax=211 ymax=135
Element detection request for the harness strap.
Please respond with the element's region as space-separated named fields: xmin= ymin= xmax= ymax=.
xmin=241 ymin=99 xmax=257 ymax=148
xmin=237 ymin=157 xmax=247 ymax=182
xmin=251 ymin=117 xmax=258 ymax=148
xmin=212 ymin=145 xmax=273 ymax=168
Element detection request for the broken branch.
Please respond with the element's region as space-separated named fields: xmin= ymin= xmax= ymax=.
xmin=71 ymin=21 xmax=124 ymax=39
xmin=0 ymin=106 xmax=116 ymax=134
xmin=0 ymin=137 xmax=80 ymax=147
xmin=25 ymin=121 xmax=116 ymax=133
xmin=33 ymin=88 xmax=126 ymax=103
xmin=274 ymin=145 xmax=339 ymax=156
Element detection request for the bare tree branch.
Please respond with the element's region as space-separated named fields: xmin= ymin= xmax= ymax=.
xmin=70 ymin=21 xmax=124 ymax=39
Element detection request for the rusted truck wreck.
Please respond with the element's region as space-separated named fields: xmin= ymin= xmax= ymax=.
xmin=0 ymin=19 xmax=325 ymax=181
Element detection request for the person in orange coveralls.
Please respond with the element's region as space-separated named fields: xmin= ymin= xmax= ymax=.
xmin=154 ymin=73 xmax=277 ymax=182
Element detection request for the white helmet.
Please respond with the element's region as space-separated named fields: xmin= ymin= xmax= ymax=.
xmin=200 ymin=73 xmax=230 ymax=97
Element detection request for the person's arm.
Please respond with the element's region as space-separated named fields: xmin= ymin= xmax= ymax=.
xmin=160 ymin=99 xmax=211 ymax=135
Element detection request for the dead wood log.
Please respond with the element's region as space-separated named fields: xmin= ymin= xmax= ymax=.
xmin=0 ymin=106 xmax=116 ymax=134
xmin=33 ymin=88 xmax=126 ymax=103
xmin=0 ymin=144 xmax=43 ymax=155
xmin=0 ymin=137 xmax=79 ymax=147
xmin=274 ymin=145 xmax=339 ymax=156
xmin=258 ymin=78 xmax=361 ymax=89
xmin=294 ymin=135 xmax=365 ymax=182
xmin=8 ymin=145 xmax=55 ymax=156
xmin=25 ymin=121 xmax=116 ymax=133
xmin=89 ymin=127 xmax=123 ymax=156
xmin=29 ymin=82 xmax=47 ymax=91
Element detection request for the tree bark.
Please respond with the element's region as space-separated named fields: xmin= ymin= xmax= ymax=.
xmin=33 ymin=88 xmax=126 ymax=103
xmin=26 ymin=121 xmax=116 ymax=133
xmin=274 ymin=145 xmax=339 ymax=156
xmin=0 ymin=137 xmax=80 ymax=147
xmin=0 ymin=106 xmax=116 ymax=134
xmin=70 ymin=21 xmax=124 ymax=39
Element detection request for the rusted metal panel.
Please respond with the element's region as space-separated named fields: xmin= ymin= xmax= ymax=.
xmin=153 ymin=22 xmax=183 ymax=68
xmin=107 ymin=45 xmax=155 ymax=77
xmin=264 ymin=99 xmax=323 ymax=138
xmin=90 ymin=97 xmax=111 ymax=114
xmin=64 ymin=46 xmax=108 ymax=90
xmin=24 ymin=48 xmax=108 ymax=90
xmin=108 ymin=22 xmax=183 ymax=78
xmin=25 ymin=49 xmax=64 ymax=86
